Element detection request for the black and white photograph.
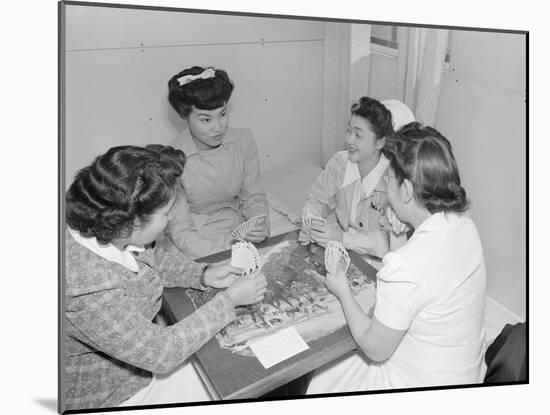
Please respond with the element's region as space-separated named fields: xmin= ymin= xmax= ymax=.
xmin=60 ymin=2 xmax=528 ymax=411
xmin=58 ymin=0 xmax=529 ymax=413
xmin=4 ymin=0 xmax=544 ymax=414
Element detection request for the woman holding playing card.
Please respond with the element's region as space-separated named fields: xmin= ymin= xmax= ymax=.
xmin=64 ymin=144 xmax=267 ymax=410
xmin=160 ymin=66 xmax=270 ymax=259
xmin=307 ymin=123 xmax=487 ymax=392
xmin=299 ymin=97 xmax=415 ymax=259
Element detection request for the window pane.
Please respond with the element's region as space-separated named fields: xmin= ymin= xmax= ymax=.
xmin=371 ymin=25 xmax=395 ymax=41
xmin=371 ymin=24 xmax=398 ymax=49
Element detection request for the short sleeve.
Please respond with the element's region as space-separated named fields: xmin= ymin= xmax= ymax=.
xmin=373 ymin=252 xmax=426 ymax=331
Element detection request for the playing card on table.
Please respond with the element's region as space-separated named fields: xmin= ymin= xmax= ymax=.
xmin=324 ymin=240 xmax=350 ymax=274
xmin=231 ymin=241 xmax=262 ymax=277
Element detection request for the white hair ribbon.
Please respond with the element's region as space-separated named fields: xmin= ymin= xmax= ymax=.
xmin=177 ymin=68 xmax=216 ymax=86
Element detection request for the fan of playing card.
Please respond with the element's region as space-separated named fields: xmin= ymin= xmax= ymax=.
xmin=231 ymin=241 xmax=262 ymax=277
xmin=324 ymin=240 xmax=350 ymax=275
xmin=231 ymin=215 xmax=268 ymax=242
xmin=301 ymin=207 xmax=326 ymax=243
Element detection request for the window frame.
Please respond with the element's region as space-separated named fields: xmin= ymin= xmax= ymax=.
xmin=370 ymin=24 xmax=399 ymax=58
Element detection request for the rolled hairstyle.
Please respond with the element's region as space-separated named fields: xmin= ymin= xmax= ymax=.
xmin=351 ymin=96 xmax=394 ymax=140
xmin=168 ymin=66 xmax=234 ymax=118
xmin=66 ymin=145 xmax=186 ymax=245
xmin=382 ymin=122 xmax=469 ymax=213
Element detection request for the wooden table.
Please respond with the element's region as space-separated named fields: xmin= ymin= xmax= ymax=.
xmin=162 ymin=231 xmax=378 ymax=400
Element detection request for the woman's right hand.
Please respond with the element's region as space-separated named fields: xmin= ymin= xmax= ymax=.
xmin=385 ymin=206 xmax=409 ymax=236
xmin=298 ymin=228 xmax=310 ymax=246
xmin=226 ymin=272 xmax=268 ymax=306
xmin=325 ymin=270 xmax=350 ymax=300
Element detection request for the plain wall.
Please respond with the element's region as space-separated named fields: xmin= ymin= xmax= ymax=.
xmin=436 ymin=31 xmax=526 ymax=318
xmin=64 ymin=5 xmax=324 ymax=184
xmin=368 ymin=53 xmax=399 ymax=99
xmin=368 ymin=30 xmax=526 ymax=318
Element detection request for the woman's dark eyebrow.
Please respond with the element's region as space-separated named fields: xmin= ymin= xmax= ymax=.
xmin=197 ymin=106 xmax=228 ymax=117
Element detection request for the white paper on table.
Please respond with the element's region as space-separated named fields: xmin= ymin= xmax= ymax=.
xmin=247 ymin=326 xmax=309 ymax=369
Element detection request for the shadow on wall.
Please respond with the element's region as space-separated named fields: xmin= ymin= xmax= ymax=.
xmin=350 ymin=55 xmax=371 ymax=103
xmin=166 ymin=99 xmax=187 ymax=137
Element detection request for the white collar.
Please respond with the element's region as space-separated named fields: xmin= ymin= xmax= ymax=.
xmin=414 ymin=211 xmax=465 ymax=235
xmin=342 ymin=153 xmax=389 ymax=188
xmin=68 ymin=227 xmax=144 ymax=272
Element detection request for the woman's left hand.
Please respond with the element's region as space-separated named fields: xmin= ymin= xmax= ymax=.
xmin=326 ymin=270 xmax=350 ymax=299
xmin=310 ymin=225 xmax=343 ymax=247
xmin=385 ymin=206 xmax=409 ymax=236
xmin=203 ymin=264 xmax=243 ymax=288
xmin=244 ymin=222 xmax=270 ymax=243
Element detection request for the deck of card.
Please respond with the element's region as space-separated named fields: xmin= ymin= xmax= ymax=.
xmin=231 ymin=241 xmax=262 ymax=277
xmin=231 ymin=215 xmax=267 ymax=241
xmin=324 ymin=240 xmax=350 ymax=275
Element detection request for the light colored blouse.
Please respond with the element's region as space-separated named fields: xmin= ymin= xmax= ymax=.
xmin=347 ymin=154 xmax=389 ymax=230
xmin=164 ymin=127 xmax=269 ymax=259
xmin=301 ymin=151 xmax=390 ymax=258
xmin=373 ymin=212 xmax=487 ymax=387
xmin=307 ymin=212 xmax=487 ymax=393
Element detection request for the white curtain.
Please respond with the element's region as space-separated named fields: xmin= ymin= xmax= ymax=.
xmin=397 ymin=27 xmax=449 ymax=125
xmin=321 ymin=22 xmax=351 ymax=166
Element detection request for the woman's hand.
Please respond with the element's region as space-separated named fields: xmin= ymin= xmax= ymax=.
xmin=385 ymin=206 xmax=409 ymax=236
xmin=298 ymin=228 xmax=311 ymax=245
xmin=325 ymin=270 xmax=351 ymax=300
xmin=309 ymin=224 xmax=343 ymax=247
xmin=244 ymin=221 xmax=270 ymax=243
xmin=226 ymin=272 xmax=268 ymax=306
xmin=203 ymin=264 xmax=243 ymax=288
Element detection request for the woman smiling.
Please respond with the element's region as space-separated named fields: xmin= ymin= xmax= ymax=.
xmin=298 ymin=97 xmax=415 ymax=259
xmin=308 ymin=123 xmax=487 ymax=392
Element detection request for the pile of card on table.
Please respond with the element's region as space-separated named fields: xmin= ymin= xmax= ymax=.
xmin=324 ymin=240 xmax=350 ymax=275
xmin=231 ymin=215 xmax=268 ymax=241
xmin=231 ymin=241 xmax=262 ymax=277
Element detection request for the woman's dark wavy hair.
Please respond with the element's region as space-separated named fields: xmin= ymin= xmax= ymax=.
xmin=382 ymin=122 xmax=469 ymax=214
xmin=351 ymin=96 xmax=394 ymax=140
xmin=168 ymin=66 xmax=234 ymax=118
xmin=66 ymin=145 xmax=186 ymax=245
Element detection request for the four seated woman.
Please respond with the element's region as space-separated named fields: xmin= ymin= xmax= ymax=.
xmin=65 ymin=82 xmax=488 ymax=406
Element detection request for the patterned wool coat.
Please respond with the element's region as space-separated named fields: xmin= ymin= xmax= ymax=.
xmin=64 ymin=229 xmax=236 ymax=410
